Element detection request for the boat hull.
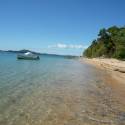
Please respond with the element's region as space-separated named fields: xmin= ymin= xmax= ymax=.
xmin=17 ymin=54 xmax=40 ymax=60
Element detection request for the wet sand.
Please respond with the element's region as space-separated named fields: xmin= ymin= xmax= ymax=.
xmin=79 ymin=57 xmax=125 ymax=124
xmin=80 ymin=58 xmax=125 ymax=99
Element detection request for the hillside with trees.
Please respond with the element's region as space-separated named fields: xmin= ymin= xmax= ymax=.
xmin=83 ymin=26 xmax=125 ymax=59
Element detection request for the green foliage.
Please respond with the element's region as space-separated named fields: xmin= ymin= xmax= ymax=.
xmin=83 ymin=26 xmax=125 ymax=59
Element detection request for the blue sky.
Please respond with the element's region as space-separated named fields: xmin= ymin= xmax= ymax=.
xmin=0 ymin=0 xmax=125 ymax=55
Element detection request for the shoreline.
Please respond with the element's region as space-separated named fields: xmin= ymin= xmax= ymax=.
xmin=79 ymin=57 xmax=125 ymax=84
xmin=79 ymin=57 xmax=125 ymax=104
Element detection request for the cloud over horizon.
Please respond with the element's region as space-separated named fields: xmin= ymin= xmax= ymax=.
xmin=48 ymin=43 xmax=88 ymax=49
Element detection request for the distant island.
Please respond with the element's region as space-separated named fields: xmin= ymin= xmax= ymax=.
xmin=0 ymin=49 xmax=77 ymax=58
xmin=0 ymin=49 xmax=42 ymax=55
xmin=83 ymin=26 xmax=125 ymax=59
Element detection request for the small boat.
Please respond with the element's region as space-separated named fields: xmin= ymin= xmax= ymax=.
xmin=17 ymin=52 xmax=40 ymax=60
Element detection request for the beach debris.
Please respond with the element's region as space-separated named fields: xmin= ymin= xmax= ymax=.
xmin=114 ymin=68 xmax=125 ymax=73
xmin=87 ymin=116 xmax=113 ymax=124
xmin=117 ymin=112 xmax=125 ymax=124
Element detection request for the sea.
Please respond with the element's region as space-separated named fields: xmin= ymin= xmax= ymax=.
xmin=0 ymin=52 xmax=125 ymax=125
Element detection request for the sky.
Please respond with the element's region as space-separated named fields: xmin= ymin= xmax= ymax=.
xmin=0 ymin=0 xmax=125 ymax=55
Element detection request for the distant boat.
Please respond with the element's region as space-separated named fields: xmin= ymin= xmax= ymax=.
xmin=17 ymin=52 xmax=40 ymax=60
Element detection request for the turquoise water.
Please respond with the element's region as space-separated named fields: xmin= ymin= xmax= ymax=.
xmin=0 ymin=53 xmax=125 ymax=125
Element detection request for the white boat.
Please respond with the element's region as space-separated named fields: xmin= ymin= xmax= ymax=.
xmin=17 ymin=52 xmax=40 ymax=60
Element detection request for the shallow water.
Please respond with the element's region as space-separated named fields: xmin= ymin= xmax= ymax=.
xmin=0 ymin=53 xmax=125 ymax=125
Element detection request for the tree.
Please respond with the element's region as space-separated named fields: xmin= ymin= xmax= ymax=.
xmin=83 ymin=26 xmax=125 ymax=59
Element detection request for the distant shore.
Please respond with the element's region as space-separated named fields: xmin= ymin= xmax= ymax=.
xmin=80 ymin=57 xmax=125 ymax=84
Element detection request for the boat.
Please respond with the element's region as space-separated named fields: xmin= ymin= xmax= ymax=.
xmin=17 ymin=52 xmax=40 ymax=60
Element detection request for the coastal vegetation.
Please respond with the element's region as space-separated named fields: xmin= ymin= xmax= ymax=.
xmin=83 ymin=26 xmax=125 ymax=59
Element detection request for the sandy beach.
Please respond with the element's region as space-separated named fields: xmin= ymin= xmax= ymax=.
xmin=80 ymin=58 xmax=125 ymax=104
xmin=80 ymin=58 xmax=125 ymax=83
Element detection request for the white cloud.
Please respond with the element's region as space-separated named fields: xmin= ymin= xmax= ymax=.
xmin=48 ymin=43 xmax=88 ymax=49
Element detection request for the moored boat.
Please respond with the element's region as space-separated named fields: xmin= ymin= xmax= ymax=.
xmin=17 ymin=52 xmax=40 ymax=60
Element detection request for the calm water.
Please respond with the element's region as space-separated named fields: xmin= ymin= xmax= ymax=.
xmin=0 ymin=53 xmax=125 ymax=125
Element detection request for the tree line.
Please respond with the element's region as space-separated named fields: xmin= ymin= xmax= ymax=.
xmin=83 ymin=26 xmax=125 ymax=59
